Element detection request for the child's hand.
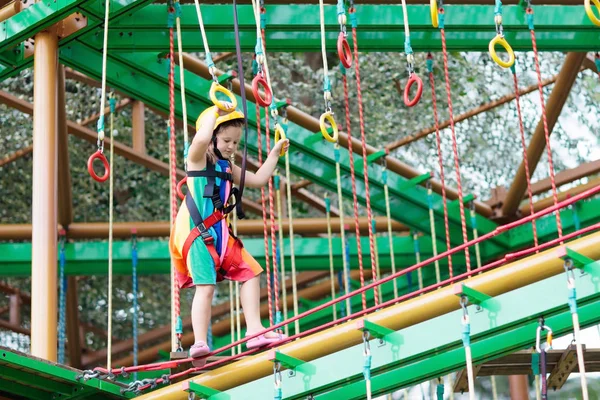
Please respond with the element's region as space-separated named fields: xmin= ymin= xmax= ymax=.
xmin=216 ymin=101 xmax=235 ymax=116
xmin=271 ymin=138 xmax=290 ymax=157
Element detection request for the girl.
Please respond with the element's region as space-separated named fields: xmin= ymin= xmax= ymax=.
xmin=170 ymin=104 xmax=289 ymax=367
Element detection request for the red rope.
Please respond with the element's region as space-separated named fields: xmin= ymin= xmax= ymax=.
xmin=440 ymin=27 xmax=471 ymax=272
xmin=428 ymin=62 xmax=453 ymax=278
xmin=342 ymin=72 xmax=367 ymax=310
xmin=512 ymin=71 xmax=539 ymax=248
xmin=261 ymin=26 xmax=280 ymax=319
xmin=530 ymin=24 xmax=563 ymax=238
xmin=351 ymin=25 xmax=379 ymax=305
xmin=256 ymin=102 xmax=273 ymax=326
xmin=168 ymin=25 xmax=181 ymax=341
xmin=100 ymin=183 xmax=600 ymax=377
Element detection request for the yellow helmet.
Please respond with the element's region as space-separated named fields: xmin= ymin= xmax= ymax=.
xmin=196 ymin=106 xmax=245 ymax=132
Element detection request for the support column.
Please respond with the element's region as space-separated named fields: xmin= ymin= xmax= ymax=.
xmin=30 ymin=31 xmax=58 ymax=361
xmin=132 ymin=100 xmax=146 ymax=154
xmin=9 ymin=294 xmax=21 ymax=326
xmin=508 ymin=375 xmax=530 ymax=400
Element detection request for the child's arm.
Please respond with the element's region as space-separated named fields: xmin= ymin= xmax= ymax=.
xmin=232 ymin=138 xmax=289 ymax=188
xmin=188 ymin=106 xmax=229 ymax=163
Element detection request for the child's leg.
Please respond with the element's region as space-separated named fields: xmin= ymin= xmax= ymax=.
xmin=240 ymin=275 xmax=279 ymax=338
xmin=192 ymin=284 xmax=215 ymax=344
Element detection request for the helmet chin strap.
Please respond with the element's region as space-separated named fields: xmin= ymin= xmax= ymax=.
xmin=212 ymin=135 xmax=226 ymax=160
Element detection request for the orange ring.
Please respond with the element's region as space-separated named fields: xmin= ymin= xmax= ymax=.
xmin=87 ymin=150 xmax=110 ymax=182
xmin=337 ymin=32 xmax=352 ymax=68
xmin=252 ymin=73 xmax=272 ymax=107
xmin=209 ymin=82 xmax=238 ymax=111
xmin=274 ymin=124 xmax=287 ymax=157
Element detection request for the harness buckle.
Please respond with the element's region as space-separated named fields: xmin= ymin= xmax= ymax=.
xmin=197 ymin=224 xmax=214 ymax=243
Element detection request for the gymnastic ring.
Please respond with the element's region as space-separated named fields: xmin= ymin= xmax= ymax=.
xmin=430 ymin=0 xmax=439 ymax=28
xmin=404 ymin=73 xmax=423 ymax=107
xmin=585 ymin=0 xmax=600 ymax=26
xmin=87 ymin=150 xmax=110 ymax=183
xmin=274 ymin=123 xmax=287 ymax=157
xmin=209 ymin=82 xmax=238 ymax=111
xmin=337 ymin=32 xmax=352 ymax=68
xmin=176 ymin=176 xmax=187 ymax=200
xmin=489 ymin=34 xmax=515 ymax=69
xmin=252 ymin=73 xmax=272 ymax=107
xmin=319 ymin=111 xmax=339 ymax=143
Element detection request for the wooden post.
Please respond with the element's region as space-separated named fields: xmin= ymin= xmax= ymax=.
xmin=132 ymin=100 xmax=146 ymax=154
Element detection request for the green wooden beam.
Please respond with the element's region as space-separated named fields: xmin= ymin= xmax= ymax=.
xmin=82 ymin=5 xmax=600 ymax=52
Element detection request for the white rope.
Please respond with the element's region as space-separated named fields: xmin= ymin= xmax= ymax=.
xmin=98 ymin=0 xmax=110 ymax=131
xmin=428 ymin=186 xmax=441 ymax=283
xmin=400 ymin=0 xmax=410 ymax=39
xmin=383 ymin=181 xmax=398 ymax=298
xmin=325 ymin=194 xmax=337 ymax=321
xmin=318 ymin=0 xmax=330 ymax=78
xmin=233 ymin=208 xmax=242 ymax=354
xmin=334 ymin=145 xmax=351 ymax=314
xmin=174 ymin=1 xmax=189 ymax=169
xmin=251 ymin=0 xmax=274 ymax=91
xmin=275 ymin=176 xmax=289 ymax=336
xmin=106 ymin=96 xmax=115 ymax=371
xmin=464 ymin=344 xmax=476 ymax=399
xmin=192 ymin=0 xmax=211 ymax=56
xmin=229 ymin=280 xmax=235 ymax=355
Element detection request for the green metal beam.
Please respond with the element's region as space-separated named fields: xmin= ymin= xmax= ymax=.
xmin=217 ymin=260 xmax=600 ymax=399
xmin=59 ymin=42 xmax=505 ymax=253
xmin=0 ymin=235 xmax=460 ymax=276
xmin=85 ymin=5 xmax=600 ymax=52
xmin=0 ymin=347 xmax=133 ymax=399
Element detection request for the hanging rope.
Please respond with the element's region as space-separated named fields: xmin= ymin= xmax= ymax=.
xmin=400 ymin=0 xmax=423 ymax=106
xmin=107 ymin=94 xmax=116 ymax=371
xmin=274 ymin=174 xmax=289 ymax=336
xmin=340 ymin=63 xmax=366 ymax=310
xmin=489 ymin=0 xmax=515 ymax=69
xmin=372 ymin=220 xmax=383 ymax=304
xmin=460 ymin=296 xmax=476 ymax=399
xmin=333 ymin=144 xmax=352 ymax=315
xmin=131 ymin=230 xmax=139 ymax=381
xmin=362 ymin=331 xmax=373 ymax=400
xmin=469 ymin=202 xmax=482 ymax=270
xmin=58 ymin=230 xmax=67 ymax=365
xmin=511 ymin=63 xmax=539 ymax=248
xmin=412 ymin=231 xmax=423 ymax=290
xmin=526 ymin=3 xmax=563 ymax=239
xmin=229 ymin=280 xmax=236 ymax=355
xmin=437 ymin=9 xmax=472 ymax=272
xmin=565 ymin=260 xmax=589 ymax=400
xmin=318 ymin=0 xmax=339 ymax=144
xmin=167 ymin=2 xmax=182 ymax=352
xmin=532 ymin=347 xmax=541 ymax=400
xmin=427 ymin=181 xmax=441 ymax=283
xmin=174 ymin=0 xmax=189 ymax=171
xmin=535 ymin=318 xmax=553 ymax=400
xmin=325 ymin=194 xmax=337 ymax=321
xmin=427 ymin=53 xmax=453 ymax=278
xmin=382 ymin=158 xmax=398 ymax=299
xmin=349 ymin=5 xmax=379 ymax=305
xmin=86 ymin=0 xmax=111 ymax=183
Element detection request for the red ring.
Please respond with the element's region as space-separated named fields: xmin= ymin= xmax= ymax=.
xmin=252 ymin=73 xmax=272 ymax=107
xmin=404 ymin=73 xmax=423 ymax=107
xmin=87 ymin=150 xmax=110 ymax=183
xmin=177 ymin=177 xmax=187 ymax=200
xmin=337 ymin=32 xmax=352 ymax=68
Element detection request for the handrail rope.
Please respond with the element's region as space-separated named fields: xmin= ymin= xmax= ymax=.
xmin=167 ymin=4 xmax=182 ymax=352
xmin=58 ymin=231 xmax=67 ymax=365
xmin=382 ymin=159 xmax=398 ymax=298
xmin=427 ymin=181 xmax=441 ymax=283
xmin=325 ymin=194 xmax=338 ymax=321
xmin=427 ymin=53 xmax=453 ymax=279
xmin=349 ymin=6 xmax=379 ymax=305
xmin=334 ymin=143 xmax=352 ymax=313
xmin=341 ymin=65 xmax=365 ymax=310
xmin=111 ymin=218 xmax=600 ymax=390
xmin=275 ymin=174 xmax=290 ymax=336
xmin=131 ymin=231 xmax=139 ymax=380
xmin=526 ymin=4 xmax=563 ymax=239
xmin=511 ymin=63 xmax=539 ymax=249
xmin=438 ymin=9 xmax=472 ymax=272
xmin=107 ymin=94 xmax=116 ymax=371
xmin=96 ymin=186 xmax=600 ymax=378
xmin=565 ymin=260 xmax=589 ymax=399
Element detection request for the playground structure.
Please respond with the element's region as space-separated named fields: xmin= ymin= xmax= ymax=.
xmin=1 ymin=0 xmax=600 ymax=397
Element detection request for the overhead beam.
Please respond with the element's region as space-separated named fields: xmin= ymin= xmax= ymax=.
xmin=0 ymin=145 xmax=33 ymax=167
xmin=0 ymin=89 xmax=265 ymax=217
xmin=176 ymin=53 xmax=494 ymax=218
xmin=386 ymin=74 xmax=559 ymax=150
xmin=519 ymin=175 xmax=600 ymax=215
xmin=530 ymin=159 xmax=600 ymax=197
xmin=0 ymin=217 xmax=407 ymax=240
xmin=501 ymin=52 xmax=586 ymax=217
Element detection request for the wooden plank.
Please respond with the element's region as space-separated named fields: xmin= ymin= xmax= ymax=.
xmin=547 ymin=345 xmax=578 ymax=390
xmin=453 ymin=364 xmax=482 ymax=392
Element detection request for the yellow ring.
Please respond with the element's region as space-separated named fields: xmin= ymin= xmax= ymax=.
xmin=319 ymin=112 xmax=339 ymax=143
xmin=274 ymin=124 xmax=287 ymax=157
xmin=209 ymin=82 xmax=238 ymax=111
xmin=430 ymin=0 xmax=439 ymax=28
xmin=489 ymin=35 xmax=515 ymax=69
xmin=585 ymin=0 xmax=600 ymax=27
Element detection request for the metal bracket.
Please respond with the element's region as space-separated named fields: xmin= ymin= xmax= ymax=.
xmin=448 ymin=193 xmax=476 ymax=209
xmin=397 ymin=172 xmax=432 ymax=192
xmin=366 ymin=150 xmax=387 ymax=165
xmin=356 ymin=319 xmax=399 ymax=347
xmin=453 ymin=284 xmax=499 ymax=313
xmin=557 ymin=247 xmax=600 ymax=278
xmin=182 ymin=381 xmax=226 ymax=399
xmin=268 ymin=350 xmax=315 ymax=378
xmin=216 ymin=70 xmax=237 ymax=85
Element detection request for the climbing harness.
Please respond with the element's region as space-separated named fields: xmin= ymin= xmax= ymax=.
xmin=460 ymin=296 xmax=476 ymax=399
xmin=400 ymin=0 xmax=423 ymax=106
xmin=489 ymin=0 xmax=515 ymax=68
